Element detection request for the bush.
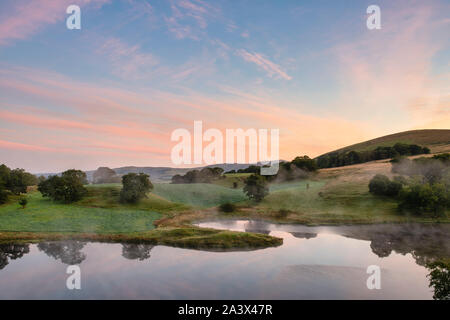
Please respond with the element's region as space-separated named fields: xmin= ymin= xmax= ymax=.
xmin=219 ymin=202 xmax=236 ymax=213
xmin=19 ymin=198 xmax=28 ymax=209
xmin=369 ymin=174 xmax=402 ymax=197
xmin=386 ymin=180 xmax=403 ymax=196
xmin=393 ymin=175 xmax=408 ymax=185
xmin=369 ymin=174 xmax=390 ymax=195
xmin=120 ymin=173 xmax=153 ymax=203
xmin=243 ymin=174 xmax=269 ymax=202
xmin=399 ymin=183 xmax=449 ymax=217
xmin=277 ymin=209 xmax=290 ymax=218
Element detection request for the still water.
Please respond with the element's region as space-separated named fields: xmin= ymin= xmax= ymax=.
xmin=0 ymin=221 xmax=448 ymax=299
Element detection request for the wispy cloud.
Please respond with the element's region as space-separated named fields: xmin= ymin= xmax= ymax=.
xmin=332 ymin=0 xmax=449 ymax=129
xmin=164 ymin=0 xmax=219 ymax=40
xmin=236 ymin=49 xmax=292 ymax=80
xmin=97 ymin=37 xmax=158 ymax=79
xmin=0 ymin=0 xmax=109 ymax=45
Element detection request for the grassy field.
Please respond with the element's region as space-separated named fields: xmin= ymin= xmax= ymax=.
xmin=153 ymin=183 xmax=247 ymax=207
xmin=0 ymin=186 xmax=282 ymax=250
xmin=211 ymin=173 xmax=252 ymax=188
xmin=0 ymin=192 xmax=162 ymax=233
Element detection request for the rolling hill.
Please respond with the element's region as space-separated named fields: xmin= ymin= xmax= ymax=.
xmin=316 ymin=129 xmax=450 ymax=158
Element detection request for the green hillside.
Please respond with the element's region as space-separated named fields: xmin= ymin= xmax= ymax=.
xmin=317 ymin=129 xmax=450 ymax=157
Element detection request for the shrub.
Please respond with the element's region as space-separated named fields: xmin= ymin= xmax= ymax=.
xmin=369 ymin=174 xmax=402 ymax=197
xmin=219 ymin=202 xmax=236 ymax=213
xmin=19 ymin=198 xmax=28 ymax=209
xmin=120 ymin=173 xmax=153 ymax=203
xmin=393 ymin=175 xmax=408 ymax=185
xmin=398 ymin=183 xmax=449 ymax=217
xmin=277 ymin=209 xmax=290 ymax=218
xmin=243 ymin=174 xmax=269 ymax=202
xmin=369 ymin=174 xmax=390 ymax=195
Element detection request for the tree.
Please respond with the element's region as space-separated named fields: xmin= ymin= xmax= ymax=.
xmin=291 ymin=156 xmax=318 ymax=172
xmin=243 ymin=174 xmax=269 ymax=202
xmin=0 ymin=164 xmax=11 ymax=188
xmin=427 ymin=259 xmax=450 ymax=300
xmin=0 ymin=186 xmax=8 ymax=204
xmin=399 ymin=183 xmax=449 ymax=217
xmin=19 ymin=198 xmax=28 ymax=209
xmin=120 ymin=173 xmax=153 ymax=203
xmin=7 ymin=169 xmax=29 ymax=194
xmin=61 ymin=169 xmax=88 ymax=185
xmin=37 ymin=170 xmax=87 ymax=203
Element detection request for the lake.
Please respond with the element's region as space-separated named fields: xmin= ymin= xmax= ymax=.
xmin=0 ymin=220 xmax=448 ymax=299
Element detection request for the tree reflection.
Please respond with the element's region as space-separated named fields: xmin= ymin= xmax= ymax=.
xmin=339 ymin=224 xmax=450 ymax=266
xmin=289 ymin=232 xmax=317 ymax=239
xmin=0 ymin=244 xmax=30 ymax=270
xmin=37 ymin=241 xmax=87 ymax=265
xmin=122 ymin=244 xmax=154 ymax=261
xmin=338 ymin=224 xmax=450 ymax=300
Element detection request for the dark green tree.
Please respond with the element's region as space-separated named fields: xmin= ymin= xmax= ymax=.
xmin=0 ymin=186 xmax=8 ymax=204
xmin=37 ymin=170 xmax=87 ymax=203
xmin=427 ymin=259 xmax=450 ymax=300
xmin=291 ymin=156 xmax=318 ymax=172
xmin=369 ymin=174 xmax=402 ymax=197
xmin=120 ymin=173 xmax=153 ymax=203
xmin=243 ymin=174 xmax=269 ymax=202
xmin=7 ymin=169 xmax=29 ymax=194
xmin=19 ymin=197 xmax=28 ymax=209
xmin=399 ymin=183 xmax=449 ymax=217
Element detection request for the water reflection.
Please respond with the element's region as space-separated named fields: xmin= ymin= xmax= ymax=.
xmin=122 ymin=244 xmax=154 ymax=261
xmin=336 ymin=224 xmax=450 ymax=266
xmin=0 ymin=221 xmax=448 ymax=299
xmin=289 ymin=232 xmax=317 ymax=239
xmin=0 ymin=244 xmax=30 ymax=270
xmin=37 ymin=241 xmax=87 ymax=265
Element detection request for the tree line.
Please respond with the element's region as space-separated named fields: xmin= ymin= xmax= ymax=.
xmin=317 ymin=143 xmax=430 ymax=168
xmin=172 ymin=167 xmax=224 ymax=184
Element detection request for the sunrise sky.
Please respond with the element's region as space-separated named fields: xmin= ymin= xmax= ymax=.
xmin=0 ymin=0 xmax=449 ymax=173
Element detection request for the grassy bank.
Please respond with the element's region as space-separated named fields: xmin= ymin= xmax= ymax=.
xmin=0 ymin=186 xmax=282 ymax=250
xmin=0 ymin=227 xmax=282 ymax=251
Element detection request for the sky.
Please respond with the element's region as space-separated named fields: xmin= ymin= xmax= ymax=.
xmin=0 ymin=0 xmax=449 ymax=173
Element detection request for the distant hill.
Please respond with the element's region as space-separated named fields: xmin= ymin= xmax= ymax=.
xmin=101 ymin=163 xmax=263 ymax=183
xmin=316 ymin=129 xmax=450 ymax=158
xmin=37 ymin=163 xmax=270 ymax=183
